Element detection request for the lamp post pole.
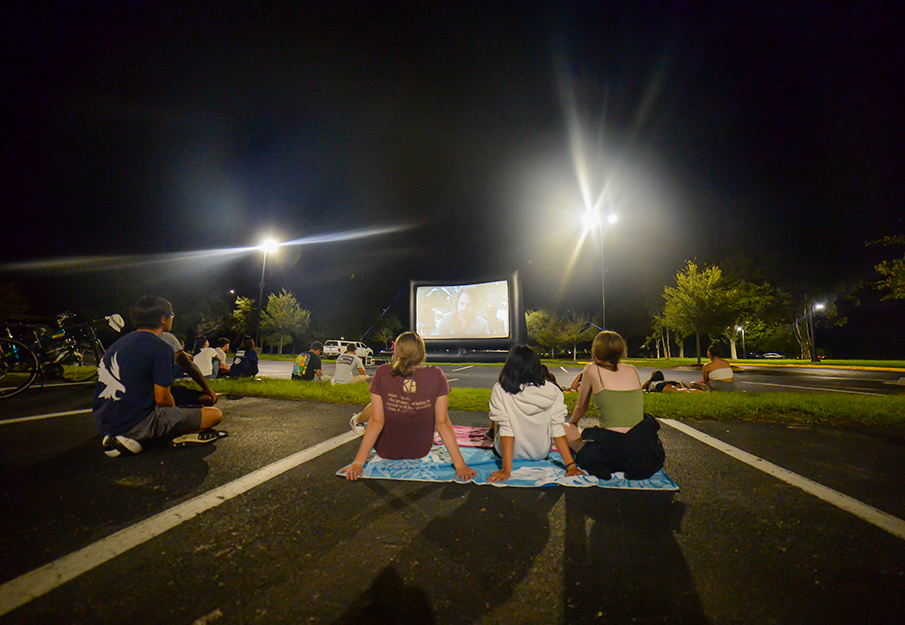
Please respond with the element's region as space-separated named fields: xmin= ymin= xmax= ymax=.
xmin=737 ymin=325 xmax=746 ymax=360
xmin=597 ymin=213 xmax=617 ymax=330
xmin=255 ymin=239 xmax=279 ymax=348
xmin=599 ymin=220 xmax=606 ymax=330
xmin=808 ymin=303 xmax=824 ymax=363
xmin=256 ymin=250 xmax=268 ymax=347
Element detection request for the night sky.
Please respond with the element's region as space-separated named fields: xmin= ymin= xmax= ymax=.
xmin=2 ymin=1 xmax=904 ymax=356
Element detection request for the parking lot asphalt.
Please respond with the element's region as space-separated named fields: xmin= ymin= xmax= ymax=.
xmin=2 ymin=382 xmax=905 ymax=624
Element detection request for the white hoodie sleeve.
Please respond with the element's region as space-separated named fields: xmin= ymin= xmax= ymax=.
xmin=488 ymin=383 xmax=514 ymax=437
xmin=548 ymin=385 xmax=568 ymax=439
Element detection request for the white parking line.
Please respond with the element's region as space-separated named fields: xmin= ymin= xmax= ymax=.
xmin=0 ymin=430 xmax=359 ymax=617
xmin=1 ymin=409 xmax=92 ymax=426
xmin=661 ymin=419 xmax=905 ymax=541
xmin=452 ymin=365 xmax=474 ymax=372
xmin=740 ymin=381 xmax=883 ymax=396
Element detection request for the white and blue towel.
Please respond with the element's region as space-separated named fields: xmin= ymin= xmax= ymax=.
xmin=337 ymin=445 xmax=678 ymax=490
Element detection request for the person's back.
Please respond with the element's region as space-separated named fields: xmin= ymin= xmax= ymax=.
xmin=370 ymin=363 xmax=447 ymax=459
xmin=228 ymin=339 xmax=259 ymax=378
xmin=490 ymin=379 xmax=567 ymax=461
xmin=333 ymin=350 xmax=358 ymax=384
xmin=94 ymin=296 xmax=224 ymax=458
xmin=701 ymin=344 xmax=735 ymax=391
xmin=195 ymin=346 xmax=219 ymax=378
xmin=584 ymin=362 xmax=644 ymax=431
xmin=292 ymin=346 xmax=323 ymax=381
xmin=95 ymin=331 xmax=174 ymax=436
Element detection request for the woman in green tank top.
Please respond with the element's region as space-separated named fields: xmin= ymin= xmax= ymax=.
xmin=563 ymin=331 xmax=665 ymax=481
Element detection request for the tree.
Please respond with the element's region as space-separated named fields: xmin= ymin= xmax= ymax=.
xmin=661 ymin=261 xmax=770 ymax=363
xmin=525 ymin=309 xmax=563 ymax=358
xmin=661 ymin=262 xmax=733 ymax=363
xmin=230 ymin=296 xmax=258 ymax=339
xmin=871 ymin=235 xmax=905 ymax=300
xmin=371 ymin=316 xmax=403 ymax=351
xmin=559 ymin=313 xmax=597 ymax=361
xmin=261 ymin=289 xmax=311 ymax=354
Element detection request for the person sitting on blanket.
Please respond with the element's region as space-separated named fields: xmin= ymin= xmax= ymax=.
xmin=563 ymin=331 xmax=665 ymax=480
xmin=486 ymin=345 xmax=584 ymax=483
xmin=340 ymin=332 xmax=477 ymax=482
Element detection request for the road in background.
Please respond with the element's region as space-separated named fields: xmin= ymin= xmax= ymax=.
xmin=259 ymin=360 xmax=905 ymax=396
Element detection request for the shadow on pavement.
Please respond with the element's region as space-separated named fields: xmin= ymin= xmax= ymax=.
xmin=330 ymin=565 xmax=435 ymax=625
xmin=0 ymin=436 xmax=215 ymax=583
xmin=334 ymin=484 xmax=563 ymax=624
xmin=563 ymin=490 xmax=708 ymax=624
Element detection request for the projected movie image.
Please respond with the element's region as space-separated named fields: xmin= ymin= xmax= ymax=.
xmin=415 ymin=280 xmax=510 ymax=339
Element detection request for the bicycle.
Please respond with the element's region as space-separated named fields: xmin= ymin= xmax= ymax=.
xmin=0 ymin=312 xmax=125 ymax=399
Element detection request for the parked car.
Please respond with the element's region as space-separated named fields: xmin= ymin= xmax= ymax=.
xmin=322 ymin=340 xmax=374 ymax=364
xmin=763 ymin=352 xmax=784 ymax=359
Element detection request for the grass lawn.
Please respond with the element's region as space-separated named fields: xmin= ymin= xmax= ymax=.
xmin=189 ymin=376 xmax=905 ymax=427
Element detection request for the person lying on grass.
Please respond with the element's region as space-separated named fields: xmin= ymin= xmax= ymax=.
xmin=642 ymin=370 xmax=705 ymax=394
xmin=340 ymin=332 xmax=476 ymax=482
xmin=486 ymin=345 xmax=584 ymax=483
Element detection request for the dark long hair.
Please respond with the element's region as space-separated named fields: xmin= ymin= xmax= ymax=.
xmin=498 ymin=345 xmax=546 ymax=394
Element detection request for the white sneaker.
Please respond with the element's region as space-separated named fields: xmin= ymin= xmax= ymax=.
xmin=349 ymin=412 xmax=365 ymax=435
xmin=102 ymin=435 xmax=143 ymax=457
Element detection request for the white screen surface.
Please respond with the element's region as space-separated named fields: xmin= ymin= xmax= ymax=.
xmin=415 ymin=280 xmax=509 ymax=339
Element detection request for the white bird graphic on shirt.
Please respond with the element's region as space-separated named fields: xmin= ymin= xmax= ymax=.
xmin=98 ymin=353 xmax=126 ymax=400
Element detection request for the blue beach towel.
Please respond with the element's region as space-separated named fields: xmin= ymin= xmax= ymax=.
xmin=337 ymin=445 xmax=678 ymax=490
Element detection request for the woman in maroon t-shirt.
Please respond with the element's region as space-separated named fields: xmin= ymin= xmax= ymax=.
xmin=340 ymin=332 xmax=476 ymax=482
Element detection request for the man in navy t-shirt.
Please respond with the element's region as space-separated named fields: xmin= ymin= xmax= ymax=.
xmin=94 ymin=297 xmax=225 ymax=457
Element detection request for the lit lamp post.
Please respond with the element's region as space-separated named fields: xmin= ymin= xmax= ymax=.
xmin=256 ymin=238 xmax=280 ymax=347
xmin=583 ymin=211 xmax=617 ymax=329
xmin=736 ymin=325 xmax=746 ymax=360
xmin=808 ymin=303 xmax=825 ymax=363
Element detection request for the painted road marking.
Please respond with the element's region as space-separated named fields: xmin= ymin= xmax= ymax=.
xmin=661 ymin=419 xmax=905 ymax=541
xmin=0 ymin=430 xmax=359 ymax=617
xmin=1 ymin=409 xmax=92 ymax=426
xmin=452 ymin=365 xmax=474 ymax=371
xmin=740 ymin=381 xmax=883 ymax=395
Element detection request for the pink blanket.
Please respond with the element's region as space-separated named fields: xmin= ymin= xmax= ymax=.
xmin=433 ymin=424 xmax=494 ymax=449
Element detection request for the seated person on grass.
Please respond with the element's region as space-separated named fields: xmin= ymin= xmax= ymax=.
xmin=193 ymin=338 xmax=221 ymax=380
xmin=214 ymin=338 xmax=230 ymax=378
xmin=690 ymin=343 xmax=735 ymax=391
xmin=292 ymin=341 xmax=333 ymax=383
xmin=333 ymin=342 xmax=370 ymax=385
xmin=227 ymin=336 xmax=260 ymax=378
xmin=94 ymin=296 xmax=224 ymax=457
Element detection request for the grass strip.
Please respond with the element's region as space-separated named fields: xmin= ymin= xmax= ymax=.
xmin=187 ymin=378 xmax=905 ymax=427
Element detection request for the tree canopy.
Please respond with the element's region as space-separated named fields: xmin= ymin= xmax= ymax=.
xmin=872 ymin=235 xmax=905 ymax=300
xmin=261 ymin=289 xmax=311 ymax=354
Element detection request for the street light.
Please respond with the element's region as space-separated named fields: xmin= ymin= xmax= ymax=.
xmin=256 ymin=238 xmax=280 ymax=347
xmin=583 ymin=210 xmax=617 ymax=329
xmin=808 ymin=303 xmax=825 ymax=363
xmin=736 ymin=325 xmax=746 ymax=360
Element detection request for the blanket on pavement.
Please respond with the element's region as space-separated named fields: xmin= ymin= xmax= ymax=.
xmin=336 ymin=444 xmax=679 ymax=490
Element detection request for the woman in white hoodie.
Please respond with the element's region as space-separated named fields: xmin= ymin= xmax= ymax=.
xmin=487 ymin=345 xmax=584 ymax=483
